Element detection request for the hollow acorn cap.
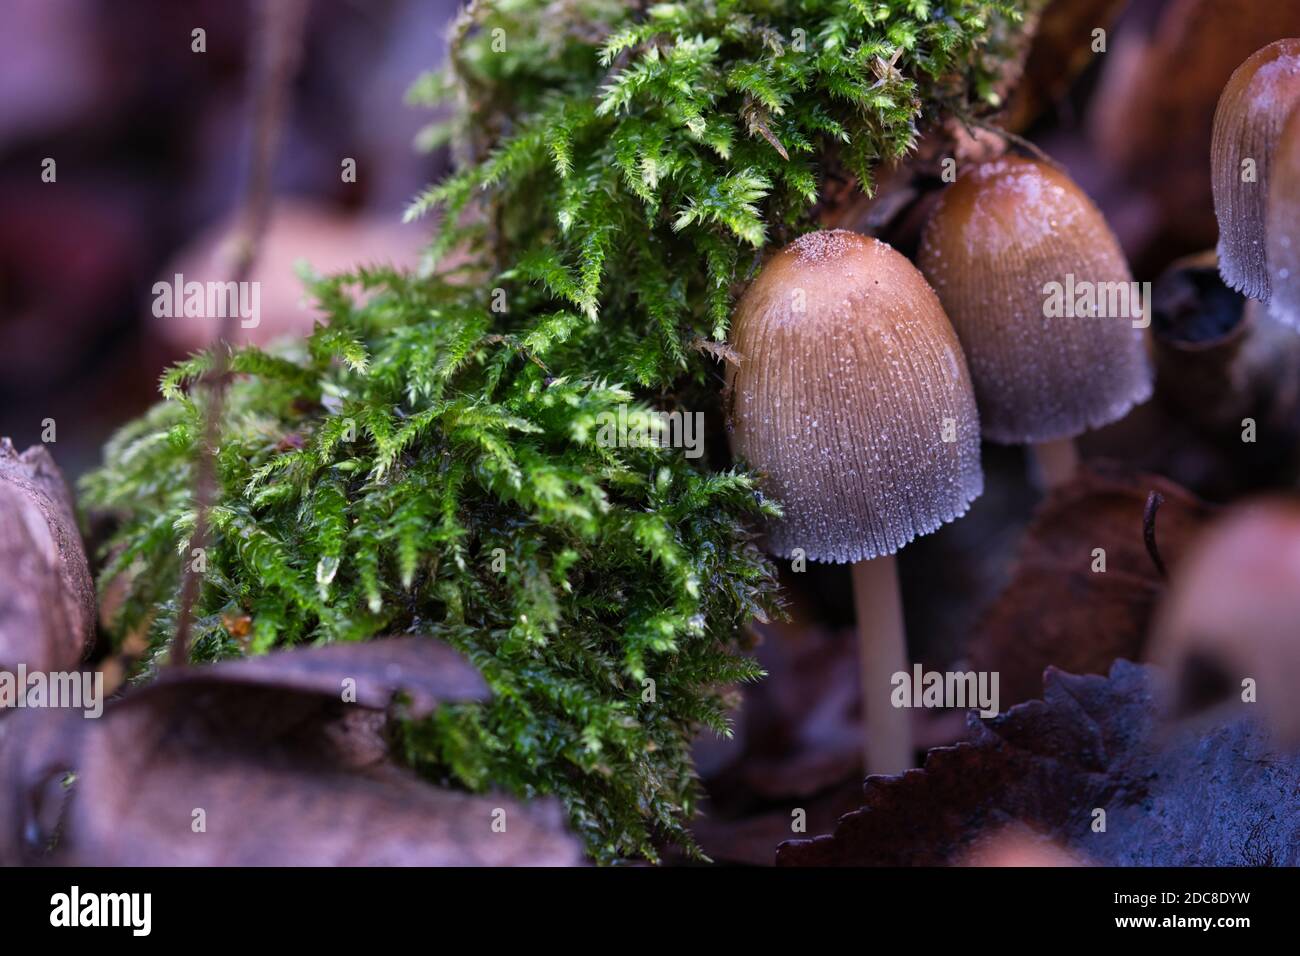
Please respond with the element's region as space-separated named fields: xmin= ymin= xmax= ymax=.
xmin=917 ymin=157 xmax=1153 ymax=445
xmin=726 ymin=230 xmax=983 ymax=564
xmin=1266 ymin=101 xmax=1300 ymax=327
xmin=1149 ymin=498 xmax=1300 ymax=743
xmin=1212 ymin=38 xmax=1300 ymax=301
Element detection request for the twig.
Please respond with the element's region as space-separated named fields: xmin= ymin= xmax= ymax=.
xmin=946 ymin=104 xmax=1066 ymax=174
xmin=689 ymin=336 xmax=742 ymax=368
xmin=1143 ymin=490 xmax=1167 ymax=580
xmin=172 ymin=0 xmax=310 ymax=666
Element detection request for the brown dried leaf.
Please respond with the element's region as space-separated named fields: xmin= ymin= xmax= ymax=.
xmin=153 ymin=634 xmax=490 ymax=718
xmin=688 ymin=617 xmax=969 ymax=865
xmin=968 ymin=463 xmax=1213 ymax=707
xmin=0 ymin=637 xmax=583 ymax=866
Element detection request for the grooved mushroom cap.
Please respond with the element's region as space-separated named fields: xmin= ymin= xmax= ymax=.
xmin=1212 ymin=38 xmax=1300 ymax=301
xmin=726 ymin=230 xmax=983 ymax=564
xmin=917 ymin=157 xmax=1153 ymax=444
xmin=1266 ymin=102 xmax=1300 ymax=326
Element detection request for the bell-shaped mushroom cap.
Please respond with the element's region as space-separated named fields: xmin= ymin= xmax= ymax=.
xmin=1266 ymin=101 xmax=1300 ymax=327
xmin=917 ymin=157 xmax=1153 ymax=444
xmin=1148 ymin=498 xmax=1300 ymax=744
xmin=726 ymin=230 xmax=982 ymax=564
xmin=1212 ymin=38 xmax=1300 ymax=301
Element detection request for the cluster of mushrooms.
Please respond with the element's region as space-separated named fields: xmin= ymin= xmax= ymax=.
xmin=726 ymin=38 xmax=1300 ymax=776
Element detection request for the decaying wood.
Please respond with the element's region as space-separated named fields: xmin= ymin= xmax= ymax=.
xmin=1152 ymin=252 xmax=1300 ymax=438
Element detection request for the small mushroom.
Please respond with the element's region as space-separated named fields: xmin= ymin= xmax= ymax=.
xmin=1266 ymin=100 xmax=1300 ymax=326
xmin=960 ymin=825 xmax=1086 ymax=868
xmin=1087 ymin=0 xmax=1300 ymax=254
xmin=1148 ymin=498 xmax=1300 ymax=744
xmin=1211 ymin=38 xmax=1300 ymax=302
xmin=727 ymin=230 xmax=983 ymax=774
xmin=918 ymin=156 xmax=1153 ymax=486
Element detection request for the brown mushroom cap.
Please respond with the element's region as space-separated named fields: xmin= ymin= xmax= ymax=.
xmin=1149 ymin=498 xmax=1300 ymax=743
xmin=727 ymin=230 xmax=982 ymax=564
xmin=917 ymin=157 xmax=1152 ymax=444
xmin=1266 ymin=101 xmax=1300 ymax=326
xmin=1212 ymin=38 xmax=1300 ymax=301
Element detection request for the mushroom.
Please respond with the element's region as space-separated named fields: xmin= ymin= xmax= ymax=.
xmin=1211 ymin=38 xmax=1300 ymax=303
xmin=1087 ymin=0 xmax=1300 ymax=254
xmin=1148 ymin=498 xmax=1300 ymax=745
xmin=727 ymin=229 xmax=983 ymax=774
xmin=1266 ymin=101 xmax=1300 ymax=326
xmin=917 ymin=156 xmax=1153 ymax=487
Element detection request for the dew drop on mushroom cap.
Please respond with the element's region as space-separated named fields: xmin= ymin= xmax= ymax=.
xmin=1212 ymin=37 xmax=1300 ymax=303
xmin=726 ymin=229 xmax=983 ymax=564
xmin=917 ymin=156 xmax=1153 ymax=448
xmin=1266 ymin=102 xmax=1300 ymax=327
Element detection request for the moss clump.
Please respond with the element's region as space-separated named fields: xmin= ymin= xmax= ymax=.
xmin=83 ymin=0 xmax=1034 ymax=861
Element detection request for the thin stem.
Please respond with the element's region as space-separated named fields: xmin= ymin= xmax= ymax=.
xmin=171 ymin=0 xmax=310 ymax=666
xmin=850 ymin=554 xmax=913 ymax=776
xmin=1030 ymin=437 xmax=1079 ymax=490
xmin=1143 ymin=490 xmax=1168 ymax=579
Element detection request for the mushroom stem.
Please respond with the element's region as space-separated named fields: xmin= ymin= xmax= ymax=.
xmin=850 ymin=554 xmax=913 ymax=776
xmin=1029 ymin=438 xmax=1079 ymax=490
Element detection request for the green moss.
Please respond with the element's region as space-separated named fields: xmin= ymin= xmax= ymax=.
xmin=82 ymin=0 xmax=1034 ymax=862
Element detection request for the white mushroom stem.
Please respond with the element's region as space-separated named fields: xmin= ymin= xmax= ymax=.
xmin=850 ymin=554 xmax=913 ymax=776
xmin=1030 ymin=438 xmax=1079 ymax=490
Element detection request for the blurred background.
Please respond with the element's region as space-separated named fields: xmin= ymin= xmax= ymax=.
xmin=0 ymin=0 xmax=459 ymax=477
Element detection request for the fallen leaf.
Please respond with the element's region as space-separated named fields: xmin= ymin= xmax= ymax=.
xmin=0 ymin=637 xmax=583 ymax=866
xmin=152 ymin=634 xmax=491 ymax=718
xmin=777 ymin=660 xmax=1300 ymax=866
xmin=687 ymin=618 xmax=972 ymax=864
xmin=968 ymin=463 xmax=1213 ymax=707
